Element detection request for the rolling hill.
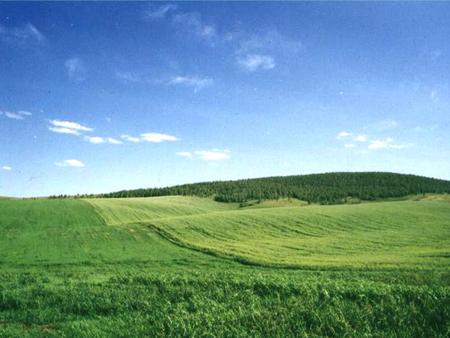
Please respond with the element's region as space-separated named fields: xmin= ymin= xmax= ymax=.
xmin=97 ymin=172 xmax=450 ymax=204
xmin=86 ymin=196 xmax=450 ymax=269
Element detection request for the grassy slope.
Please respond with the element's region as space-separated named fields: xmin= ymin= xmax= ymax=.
xmin=87 ymin=196 xmax=238 ymax=225
xmin=89 ymin=197 xmax=450 ymax=269
xmin=0 ymin=198 xmax=222 ymax=267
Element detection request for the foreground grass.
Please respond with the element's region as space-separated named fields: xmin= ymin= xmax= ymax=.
xmin=0 ymin=268 xmax=449 ymax=337
xmin=1 ymin=196 xmax=449 ymax=336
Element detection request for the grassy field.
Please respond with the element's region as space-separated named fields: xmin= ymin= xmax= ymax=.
xmin=147 ymin=200 xmax=450 ymax=268
xmin=0 ymin=198 xmax=224 ymax=267
xmin=1 ymin=196 xmax=449 ymax=336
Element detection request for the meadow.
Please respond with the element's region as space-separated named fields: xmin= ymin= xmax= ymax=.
xmin=1 ymin=194 xmax=449 ymax=336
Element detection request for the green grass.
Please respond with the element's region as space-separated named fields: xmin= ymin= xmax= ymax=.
xmin=87 ymin=195 xmax=238 ymax=225
xmin=146 ymin=200 xmax=450 ymax=269
xmin=0 ymin=198 xmax=223 ymax=267
xmin=1 ymin=196 xmax=449 ymax=336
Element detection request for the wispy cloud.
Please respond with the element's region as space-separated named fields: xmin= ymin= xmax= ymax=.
xmin=176 ymin=151 xmax=193 ymax=158
xmin=49 ymin=119 xmax=177 ymax=146
xmin=172 ymin=12 xmax=217 ymax=42
xmin=354 ymin=134 xmax=368 ymax=142
xmin=368 ymin=138 xmax=410 ymax=150
xmin=169 ymin=75 xmax=213 ymax=91
xmin=55 ymin=159 xmax=85 ymax=168
xmin=337 ymin=131 xmax=352 ymax=140
xmin=121 ymin=133 xmax=178 ymax=143
xmin=0 ymin=110 xmax=32 ymax=120
xmin=233 ymin=29 xmax=301 ymax=72
xmin=194 ymin=149 xmax=231 ymax=161
xmin=144 ymin=4 xmax=178 ymax=20
xmin=0 ymin=23 xmax=45 ymax=46
xmin=48 ymin=127 xmax=80 ymax=135
xmin=84 ymin=136 xmax=123 ymax=145
xmin=106 ymin=137 xmax=123 ymax=144
xmin=236 ymin=54 xmax=275 ymax=72
xmin=121 ymin=134 xmax=141 ymax=143
xmin=48 ymin=120 xmax=93 ymax=135
xmin=337 ymin=129 xmax=409 ymax=151
xmin=49 ymin=120 xmax=93 ymax=132
xmin=65 ymin=57 xmax=86 ymax=82
xmin=143 ymin=5 xmax=217 ymax=43
xmin=141 ymin=133 xmax=179 ymax=143
xmin=177 ymin=149 xmax=231 ymax=161
xmin=235 ymin=29 xmax=303 ymax=56
xmin=1 ymin=166 xmax=12 ymax=171
xmin=115 ymin=71 xmax=213 ymax=91
xmin=84 ymin=136 xmax=105 ymax=144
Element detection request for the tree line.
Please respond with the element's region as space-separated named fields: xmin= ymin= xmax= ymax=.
xmin=54 ymin=172 xmax=450 ymax=204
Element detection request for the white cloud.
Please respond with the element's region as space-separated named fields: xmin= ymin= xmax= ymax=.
xmin=338 ymin=129 xmax=410 ymax=151
xmin=232 ymin=29 xmax=301 ymax=72
xmin=84 ymin=136 xmax=122 ymax=145
xmin=107 ymin=137 xmax=122 ymax=144
xmin=236 ymin=54 xmax=275 ymax=72
xmin=120 ymin=133 xmax=179 ymax=144
xmin=368 ymin=138 xmax=393 ymax=150
xmin=0 ymin=23 xmax=45 ymax=45
xmin=176 ymin=151 xmax=193 ymax=158
xmin=65 ymin=57 xmax=86 ymax=82
xmin=145 ymin=4 xmax=178 ymax=20
xmin=55 ymin=159 xmax=85 ymax=168
xmin=121 ymin=134 xmax=141 ymax=143
xmin=368 ymin=138 xmax=409 ymax=150
xmin=1 ymin=166 xmax=12 ymax=171
xmin=337 ymin=131 xmax=352 ymax=139
xmin=354 ymin=134 xmax=368 ymax=142
xmin=141 ymin=132 xmax=179 ymax=143
xmin=0 ymin=110 xmax=32 ymax=120
xmin=48 ymin=127 xmax=81 ymax=135
xmin=84 ymin=136 xmax=105 ymax=144
xmin=49 ymin=120 xmax=93 ymax=134
xmin=4 ymin=112 xmax=24 ymax=120
xmin=18 ymin=110 xmax=32 ymax=116
xmin=194 ymin=150 xmax=231 ymax=161
xmin=169 ymin=76 xmax=213 ymax=91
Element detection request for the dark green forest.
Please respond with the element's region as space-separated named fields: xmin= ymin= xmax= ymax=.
xmin=77 ymin=172 xmax=450 ymax=204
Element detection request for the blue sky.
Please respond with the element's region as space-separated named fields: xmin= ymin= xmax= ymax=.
xmin=1 ymin=2 xmax=449 ymax=197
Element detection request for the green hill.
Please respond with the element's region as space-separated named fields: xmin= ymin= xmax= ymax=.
xmin=97 ymin=172 xmax=450 ymax=204
xmin=87 ymin=197 xmax=450 ymax=269
xmin=0 ymin=198 xmax=224 ymax=267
